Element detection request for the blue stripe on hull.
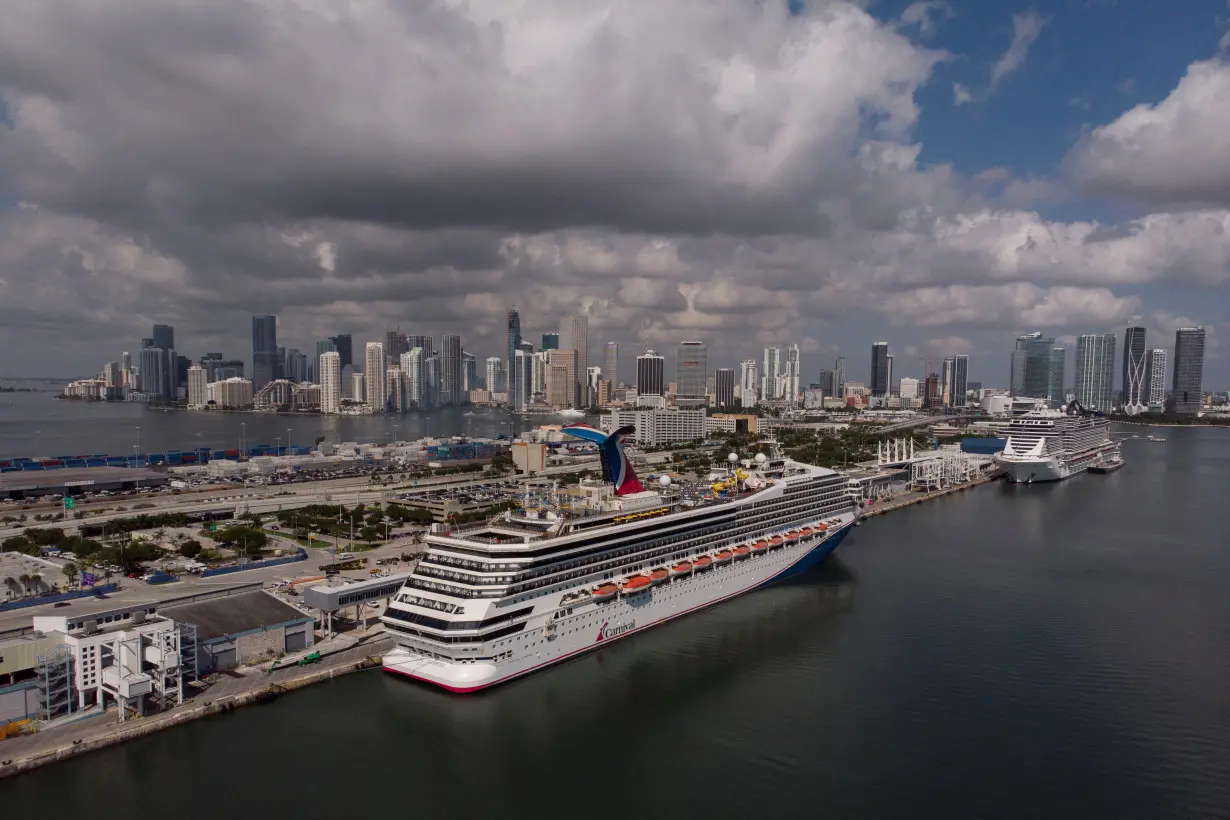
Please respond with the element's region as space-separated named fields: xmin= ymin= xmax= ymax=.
xmin=760 ymin=524 xmax=852 ymax=587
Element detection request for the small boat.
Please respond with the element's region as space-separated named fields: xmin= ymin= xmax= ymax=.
xmin=816 ymin=523 xmax=828 ymax=532
xmin=649 ymin=568 xmax=669 ymax=585
xmin=622 ymin=575 xmax=653 ymax=593
xmin=592 ymin=583 xmax=619 ymax=602
xmin=693 ymin=556 xmax=713 ymax=571
xmin=733 ymin=546 xmax=750 ymax=560
xmin=785 ymin=530 xmax=800 ymax=542
xmin=751 ymin=540 xmax=769 ymax=553
xmin=1147 ymin=435 xmax=1166 ymax=442
xmin=769 ymin=536 xmax=784 ymax=548
xmin=799 ymin=527 xmax=813 ymax=538
xmin=1088 ymin=459 xmax=1124 ymax=474
xmin=670 ymin=561 xmax=693 ymax=576
xmin=714 ymin=550 xmax=733 ymax=564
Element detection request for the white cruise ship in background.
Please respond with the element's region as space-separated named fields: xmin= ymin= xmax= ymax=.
xmin=382 ymin=424 xmax=859 ymax=693
xmin=995 ymin=402 xmax=1117 ymax=483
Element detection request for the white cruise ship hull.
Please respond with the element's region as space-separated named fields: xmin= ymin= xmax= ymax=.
xmin=383 ymin=520 xmax=854 ymax=693
xmin=998 ymin=442 xmax=1117 ymax=483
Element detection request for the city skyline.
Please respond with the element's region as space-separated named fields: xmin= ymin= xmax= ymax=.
xmin=2 ymin=4 xmax=1228 ymax=387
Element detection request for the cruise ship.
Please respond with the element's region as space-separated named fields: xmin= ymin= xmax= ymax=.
xmin=995 ymin=402 xmax=1117 ymax=483
xmin=381 ymin=424 xmax=859 ymax=692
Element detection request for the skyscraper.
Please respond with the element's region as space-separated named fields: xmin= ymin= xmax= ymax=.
xmin=506 ymin=309 xmax=522 ymax=410
xmin=715 ymin=368 xmax=735 ymax=408
xmin=782 ymin=343 xmax=801 ymax=404
xmin=761 ymin=347 xmax=781 ymax=400
xmin=332 ymin=334 xmax=353 ymax=371
xmin=1144 ymin=348 xmax=1167 ymax=409
xmin=486 ymin=357 xmax=506 ymax=393
xmin=385 ymin=330 xmax=409 ymax=360
xmin=1170 ymin=327 xmax=1205 ymax=415
xmin=603 ymin=341 xmax=618 ymax=384
xmin=187 ymin=365 xmax=206 ymax=408
xmin=951 ymin=354 xmax=969 ymax=407
xmin=637 ymin=350 xmax=665 ymax=399
xmin=1074 ymin=334 xmax=1116 ymax=411
xmin=316 ymin=338 xmax=337 ymax=362
xmin=739 ymin=359 xmax=758 ymax=407
xmin=514 ymin=350 xmax=534 ymax=409
xmin=941 ymin=357 xmax=954 ymax=407
xmin=1048 ymin=347 xmax=1066 ymax=407
xmin=319 ymin=351 xmax=341 ymax=414
xmin=870 ymin=342 xmax=889 ymax=397
xmin=817 ymin=369 xmax=835 ymax=398
xmin=406 ymin=335 xmax=432 ymax=358
xmin=547 ymin=349 xmax=580 ymax=408
xmin=402 ymin=348 xmax=424 ymax=408
xmin=139 ymin=348 xmax=166 ymax=399
xmin=1121 ymin=326 xmax=1147 ymax=413
xmin=462 ymin=351 xmax=476 ymax=395
xmin=364 ymin=342 xmax=386 ymax=410
xmin=559 ymin=315 xmax=589 ymax=405
xmin=1009 ymin=331 xmax=1056 ymax=399
xmin=676 ymin=341 xmax=707 ymax=408
xmin=439 ymin=333 xmax=463 ymax=406
xmin=835 ymin=356 xmax=846 ymax=398
xmin=251 ymin=315 xmax=278 ymax=390
xmin=541 ymin=332 xmax=559 ymax=352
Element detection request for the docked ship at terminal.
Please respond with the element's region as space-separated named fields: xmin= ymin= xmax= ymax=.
xmin=995 ymin=402 xmax=1118 ymax=483
xmin=381 ymin=424 xmax=859 ymax=692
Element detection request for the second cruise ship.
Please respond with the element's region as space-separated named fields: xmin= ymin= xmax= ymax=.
xmin=382 ymin=424 xmax=859 ymax=692
xmin=995 ymin=402 xmax=1117 ymax=483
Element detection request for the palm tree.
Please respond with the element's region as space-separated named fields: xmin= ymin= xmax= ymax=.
xmin=18 ymin=573 xmax=32 ymax=594
xmin=2 ymin=576 xmax=18 ymax=600
xmin=62 ymin=562 xmax=79 ymax=588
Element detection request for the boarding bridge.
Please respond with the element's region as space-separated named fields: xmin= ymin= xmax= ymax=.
xmin=302 ymin=572 xmax=411 ymax=636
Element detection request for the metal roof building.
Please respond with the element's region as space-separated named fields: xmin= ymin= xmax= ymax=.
xmin=162 ymin=591 xmax=314 ymax=672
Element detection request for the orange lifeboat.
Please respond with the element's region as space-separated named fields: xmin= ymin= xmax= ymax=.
xmin=769 ymin=536 xmax=784 ymax=548
xmin=592 ymin=583 xmax=619 ymax=602
xmin=817 ymin=523 xmax=828 ymax=532
xmin=622 ymin=575 xmax=653 ymax=593
xmin=650 ymin=568 xmax=669 ymax=585
xmin=733 ymin=545 xmax=751 ymax=560
xmin=751 ymin=540 xmax=769 ymax=553
xmin=694 ymin=556 xmax=713 ymax=571
xmin=800 ymin=527 xmax=813 ymax=538
xmin=670 ymin=561 xmax=693 ymax=576
xmin=785 ymin=530 xmax=800 ymax=542
xmin=714 ymin=550 xmax=733 ymax=563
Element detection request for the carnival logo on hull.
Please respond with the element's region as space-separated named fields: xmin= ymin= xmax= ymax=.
xmin=595 ymin=619 xmax=636 ymax=643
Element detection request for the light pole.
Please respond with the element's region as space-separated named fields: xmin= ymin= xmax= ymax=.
xmin=286 ymin=427 xmax=292 ymax=453
xmin=275 ymin=436 xmax=282 ymax=456
xmin=240 ymin=422 xmax=246 ymax=459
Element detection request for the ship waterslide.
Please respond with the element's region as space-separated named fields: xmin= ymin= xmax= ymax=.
xmin=561 ymin=424 xmax=645 ymax=495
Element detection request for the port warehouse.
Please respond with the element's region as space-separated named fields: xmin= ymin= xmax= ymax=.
xmin=0 ymin=467 xmax=170 ymax=501
xmin=0 ymin=590 xmax=315 ymax=722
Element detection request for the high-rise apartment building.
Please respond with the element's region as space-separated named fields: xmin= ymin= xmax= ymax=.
xmin=462 ymin=351 xmax=476 ymax=395
xmin=546 ymin=364 xmax=571 ymax=408
xmin=834 ymin=356 xmax=846 ymax=398
xmin=138 ymin=348 xmax=166 ymax=399
xmin=816 ymin=369 xmax=835 ymax=398
xmin=761 ymin=347 xmax=781 ymax=401
xmin=251 ymin=315 xmax=278 ymax=390
xmin=714 ymin=368 xmax=736 ymax=408
xmin=950 ymin=355 xmax=969 ymax=407
xmin=1074 ymin=334 xmax=1116 ymax=412
xmin=506 ymin=309 xmax=522 ymax=410
xmin=385 ymin=331 xmax=409 ymax=361
xmin=547 ymin=349 xmax=580 ymax=408
xmin=387 ymin=366 xmax=407 ymax=412
xmin=941 ymin=357 xmax=955 ymax=407
xmin=637 ymin=350 xmax=665 ymax=399
xmin=514 ymin=351 xmax=534 ymax=409
xmin=676 ymin=341 xmax=707 ymax=408
xmin=332 ymin=334 xmax=353 ymax=371
xmin=1144 ymin=348 xmax=1167 ymax=409
xmin=402 ymin=348 xmax=424 ymax=408
xmin=1121 ymin=326 xmax=1147 ymax=413
xmin=781 ymin=344 xmax=801 ymax=405
xmin=1048 ymin=347 xmax=1066 ymax=407
xmin=186 ymin=365 xmax=206 ymax=408
xmin=899 ymin=377 xmax=919 ymax=401
xmin=559 ymin=315 xmax=589 ymax=406
xmin=351 ymin=371 xmax=365 ymax=404
xmin=406 ymin=335 xmax=432 ymax=359
xmin=364 ymin=342 xmax=386 ymax=410
xmin=1170 ymin=327 xmax=1205 ymax=415
xmin=439 ymin=333 xmax=464 ymax=406
xmin=603 ymin=342 xmax=619 ymax=384
xmin=541 ymin=332 xmax=559 ymax=352
xmin=870 ymin=342 xmax=890 ymax=397
xmin=319 ymin=351 xmax=341 ymax=414
xmin=1010 ymin=332 xmax=1056 ymax=400
xmin=486 ymin=357 xmax=506 ymax=394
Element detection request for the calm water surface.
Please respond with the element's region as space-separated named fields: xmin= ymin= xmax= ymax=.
xmin=3 ymin=427 xmax=1229 ymax=819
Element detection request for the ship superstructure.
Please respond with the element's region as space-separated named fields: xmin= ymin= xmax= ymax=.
xmin=381 ymin=425 xmax=859 ymax=692
xmin=995 ymin=403 xmax=1117 ymax=483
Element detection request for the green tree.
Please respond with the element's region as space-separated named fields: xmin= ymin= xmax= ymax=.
xmin=178 ymin=539 xmax=203 ymax=559
xmin=2 ymin=535 xmax=39 ymax=555
xmin=62 ymin=562 xmax=79 ymax=588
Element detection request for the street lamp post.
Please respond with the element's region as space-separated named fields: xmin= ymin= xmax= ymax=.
xmin=286 ymin=428 xmax=292 ymax=453
xmin=240 ymin=422 xmax=246 ymax=460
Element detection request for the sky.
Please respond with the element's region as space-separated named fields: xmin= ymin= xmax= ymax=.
xmin=1 ymin=0 xmax=1229 ymax=388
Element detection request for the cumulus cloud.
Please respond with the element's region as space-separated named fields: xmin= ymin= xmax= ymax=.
xmin=1067 ymin=58 xmax=1230 ymax=206
xmin=0 ymin=0 xmax=1224 ymax=383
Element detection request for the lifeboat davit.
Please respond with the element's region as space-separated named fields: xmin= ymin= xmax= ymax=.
xmin=592 ymin=583 xmax=619 ymax=602
xmin=751 ymin=540 xmax=769 ymax=552
xmin=733 ymin=545 xmax=751 ymax=560
xmin=694 ymin=556 xmax=713 ymax=571
xmin=670 ymin=561 xmax=693 ymax=576
xmin=650 ymin=568 xmax=669 ymax=585
xmin=714 ymin=550 xmax=733 ymax=563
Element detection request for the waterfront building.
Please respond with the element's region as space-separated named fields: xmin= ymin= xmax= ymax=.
xmin=315 ymin=338 xmax=337 ymax=365
xmin=715 ymin=368 xmax=736 ymax=408
xmin=462 ymin=351 xmax=476 ymax=395
xmin=1121 ymin=326 xmax=1148 ymax=414
xmin=138 ymin=348 xmax=167 ymax=400
xmin=486 ymin=357 xmax=506 ymax=394
xmin=422 ymin=354 xmax=440 ymax=408
xmin=559 ymin=315 xmax=589 ymax=405
xmin=782 ymin=344 xmax=801 ymax=405
xmin=406 ymin=335 xmax=432 ymax=359
xmin=385 ymin=330 xmax=409 ymax=360
xmin=603 ymin=408 xmax=707 ymax=445
xmin=1047 ymin=348 xmax=1066 ymax=408
xmin=739 ymin=359 xmax=758 ymax=407
xmin=387 ymin=367 xmax=407 ymax=412
xmin=332 ymin=334 xmax=353 ymax=371
xmin=1144 ymin=348 xmax=1167 ymax=410
xmin=507 ymin=309 xmax=522 ymax=410
xmin=1074 ymin=334 xmax=1116 ymax=412
xmin=1009 ymin=332 xmax=1057 ymax=401
xmin=187 ymin=365 xmax=207 ymax=408
xmin=870 ymin=342 xmax=889 ymax=398
xmin=637 ymin=349 xmax=665 ymax=400
xmin=206 ymin=377 xmax=254 ymax=409
xmin=546 ymin=364 xmax=571 ymax=408
xmin=515 ymin=350 xmax=535 ymax=409
xmin=676 ymin=341 xmax=708 ymax=408
xmin=761 ymin=347 xmax=781 ymax=400
xmin=251 ymin=315 xmax=278 ymax=390
xmin=604 ymin=341 xmax=619 ymax=385
xmin=531 ymin=351 xmax=548 ymax=398
xmin=365 ymin=342 xmax=387 ymax=410
xmin=541 ymin=332 xmax=559 ymax=351
xmin=439 ymin=333 xmax=464 ymax=406
xmin=319 ymin=351 xmax=342 ymax=414
xmin=402 ymin=348 xmax=424 ymax=408
xmin=351 ymin=371 xmax=365 ymax=403
xmin=1170 ymin=327 xmax=1206 ymax=415
xmin=283 ymin=349 xmax=308 ymax=383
